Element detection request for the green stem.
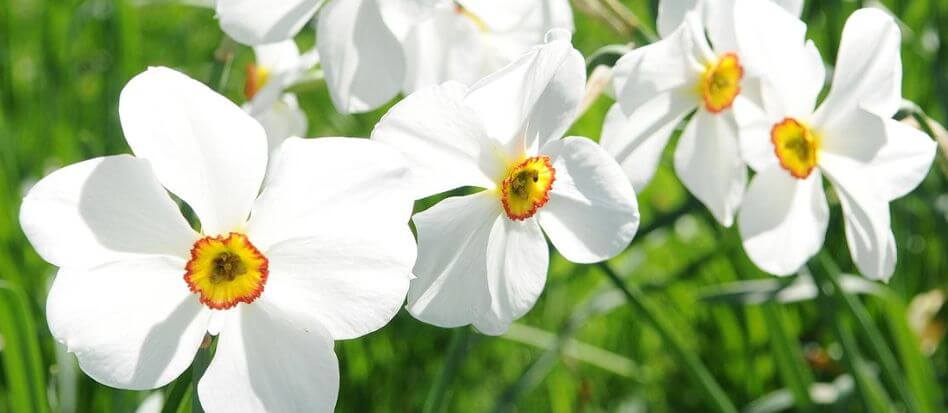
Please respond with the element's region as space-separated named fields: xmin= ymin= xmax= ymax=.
xmin=160 ymin=369 xmax=191 ymax=413
xmin=423 ymin=328 xmax=472 ymax=413
xmin=597 ymin=262 xmax=737 ymax=413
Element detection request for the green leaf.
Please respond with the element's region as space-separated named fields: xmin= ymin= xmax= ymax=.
xmin=0 ymin=281 xmax=50 ymax=413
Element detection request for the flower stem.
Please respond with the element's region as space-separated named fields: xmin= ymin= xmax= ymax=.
xmin=423 ymin=327 xmax=472 ymax=413
xmin=596 ymin=262 xmax=737 ymax=413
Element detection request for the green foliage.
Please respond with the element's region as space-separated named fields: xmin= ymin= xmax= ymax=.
xmin=0 ymin=0 xmax=946 ymax=412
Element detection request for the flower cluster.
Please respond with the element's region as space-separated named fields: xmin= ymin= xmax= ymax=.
xmin=17 ymin=0 xmax=936 ymax=411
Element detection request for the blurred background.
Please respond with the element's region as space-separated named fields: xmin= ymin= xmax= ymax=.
xmin=0 ymin=0 xmax=946 ymax=412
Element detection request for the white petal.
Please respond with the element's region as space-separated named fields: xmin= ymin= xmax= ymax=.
xmin=821 ymin=155 xmax=897 ymax=280
xmin=47 ymin=257 xmax=209 ymax=390
xmin=317 ymin=0 xmax=405 ymax=114
xmin=458 ymin=0 xmax=572 ymax=32
xmin=656 ymin=0 xmax=699 ymax=39
xmin=813 ymin=8 xmax=902 ymax=130
xmin=401 ymin=6 xmax=485 ymax=93
xmin=733 ymin=0 xmax=822 ymax=116
xmin=247 ymin=137 xmax=414 ymax=251
xmin=772 ymin=0 xmax=804 ymax=17
xmin=738 ymin=166 xmax=829 ymax=275
xmin=247 ymin=94 xmax=308 ymax=155
xmin=599 ymin=92 xmax=694 ymax=190
xmin=216 ymin=0 xmax=321 ymax=45
xmin=475 ymin=217 xmax=548 ymax=335
xmin=253 ymin=40 xmax=301 ymax=74
xmin=464 ymin=30 xmax=584 ymax=152
xmin=538 ymin=136 xmax=640 ymax=264
xmin=611 ymin=14 xmax=706 ymax=113
xmin=119 ymin=67 xmax=268 ymax=236
xmin=733 ymin=96 xmax=780 ymax=172
xmin=407 ymin=192 xmax=500 ymax=329
xmin=197 ymin=303 xmax=338 ymax=413
xmin=820 ymin=116 xmax=936 ymax=202
xmin=20 ymin=155 xmax=197 ymax=269
xmin=371 ymin=82 xmax=501 ymax=198
xmin=703 ymin=0 xmax=738 ymax=53
xmin=258 ymin=227 xmax=413 ymax=340
xmin=673 ymin=110 xmax=747 ymax=227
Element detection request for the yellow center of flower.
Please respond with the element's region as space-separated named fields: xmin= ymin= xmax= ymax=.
xmin=699 ymin=52 xmax=743 ymax=113
xmin=455 ymin=3 xmax=488 ymax=32
xmin=244 ymin=63 xmax=270 ymax=100
xmin=185 ymin=232 xmax=268 ymax=310
xmin=771 ymin=117 xmax=821 ymax=179
xmin=500 ymin=156 xmax=555 ymax=221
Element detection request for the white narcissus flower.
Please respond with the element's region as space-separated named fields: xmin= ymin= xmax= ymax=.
xmin=600 ymin=0 xmax=804 ymax=227
xmin=242 ymin=40 xmax=318 ymax=153
xmin=733 ymin=5 xmax=936 ymax=280
xmin=20 ymin=67 xmax=416 ymax=412
xmin=215 ymin=0 xmax=572 ymax=114
xmin=372 ymin=31 xmax=639 ymax=335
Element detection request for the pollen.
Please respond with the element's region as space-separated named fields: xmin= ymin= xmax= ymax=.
xmin=455 ymin=4 xmax=488 ymax=32
xmin=500 ymin=156 xmax=555 ymax=221
xmin=699 ymin=52 xmax=743 ymax=113
xmin=244 ymin=63 xmax=270 ymax=100
xmin=184 ymin=232 xmax=268 ymax=310
xmin=771 ymin=117 xmax=821 ymax=179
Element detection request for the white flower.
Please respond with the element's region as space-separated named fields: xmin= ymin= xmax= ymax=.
xmin=600 ymin=0 xmax=803 ymax=227
xmin=19 ymin=67 xmax=416 ymax=412
xmin=241 ymin=40 xmax=318 ymax=153
xmin=656 ymin=0 xmax=803 ymax=40
xmin=372 ymin=31 xmax=639 ymax=335
xmin=733 ymin=6 xmax=936 ymax=280
xmin=216 ymin=0 xmax=572 ymax=114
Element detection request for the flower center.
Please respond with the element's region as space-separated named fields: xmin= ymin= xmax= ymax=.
xmin=454 ymin=3 xmax=488 ymax=32
xmin=771 ymin=117 xmax=821 ymax=179
xmin=244 ymin=63 xmax=270 ymax=100
xmin=500 ymin=156 xmax=555 ymax=221
xmin=699 ymin=52 xmax=743 ymax=113
xmin=185 ymin=232 xmax=268 ymax=310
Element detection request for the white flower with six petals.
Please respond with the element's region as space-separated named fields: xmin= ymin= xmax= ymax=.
xmin=372 ymin=31 xmax=639 ymax=334
xmin=20 ymin=67 xmax=417 ymax=412
xmin=733 ymin=5 xmax=936 ymax=280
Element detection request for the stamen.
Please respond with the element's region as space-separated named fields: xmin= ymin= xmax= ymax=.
xmin=244 ymin=63 xmax=270 ymax=100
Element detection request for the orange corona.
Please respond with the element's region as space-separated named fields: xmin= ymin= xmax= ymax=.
xmin=184 ymin=232 xmax=269 ymax=310
xmin=500 ymin=156 xmax=555 ymax=221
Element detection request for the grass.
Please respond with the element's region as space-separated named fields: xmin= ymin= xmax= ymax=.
xmin=1 ymin=0 xmax=946 ymax=411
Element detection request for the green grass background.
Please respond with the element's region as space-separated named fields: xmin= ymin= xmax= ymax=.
xmin=0 ymin=0 xmax=946 ymax=411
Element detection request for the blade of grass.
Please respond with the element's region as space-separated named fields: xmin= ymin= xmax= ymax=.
xmin=880 ymin=291 xmax=944 ymax=411
xmin=190 ymin=335 xmax=214 ymax=413
xmin=0 ymin=281 xmax=51 ymax=413
xmin=808 ymin=255 xmax=899 ymax=413
xmin=597 ymin=262 xmax=737 ymax=413
xmin=423 ymin=327 xmax=472 ymax=413
xmin=810 ymin=253 xmax=925 ymax=413
xmin=761 ymin=303 xmax=815 ymax=410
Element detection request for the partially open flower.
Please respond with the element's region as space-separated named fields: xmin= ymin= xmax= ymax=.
xmin=20 ymin=67 xmax=416 ymax=412
xmin=372 ymin=31 xmax=639 ymax=335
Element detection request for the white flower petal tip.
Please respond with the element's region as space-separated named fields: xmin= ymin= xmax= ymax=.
xmin=544 ymin=28 xmax=572 ymax=42
xmin=215 ymin=0 xmax=322 ymax=46
xmin=119 ymin=66 xmax=268 ymax=236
